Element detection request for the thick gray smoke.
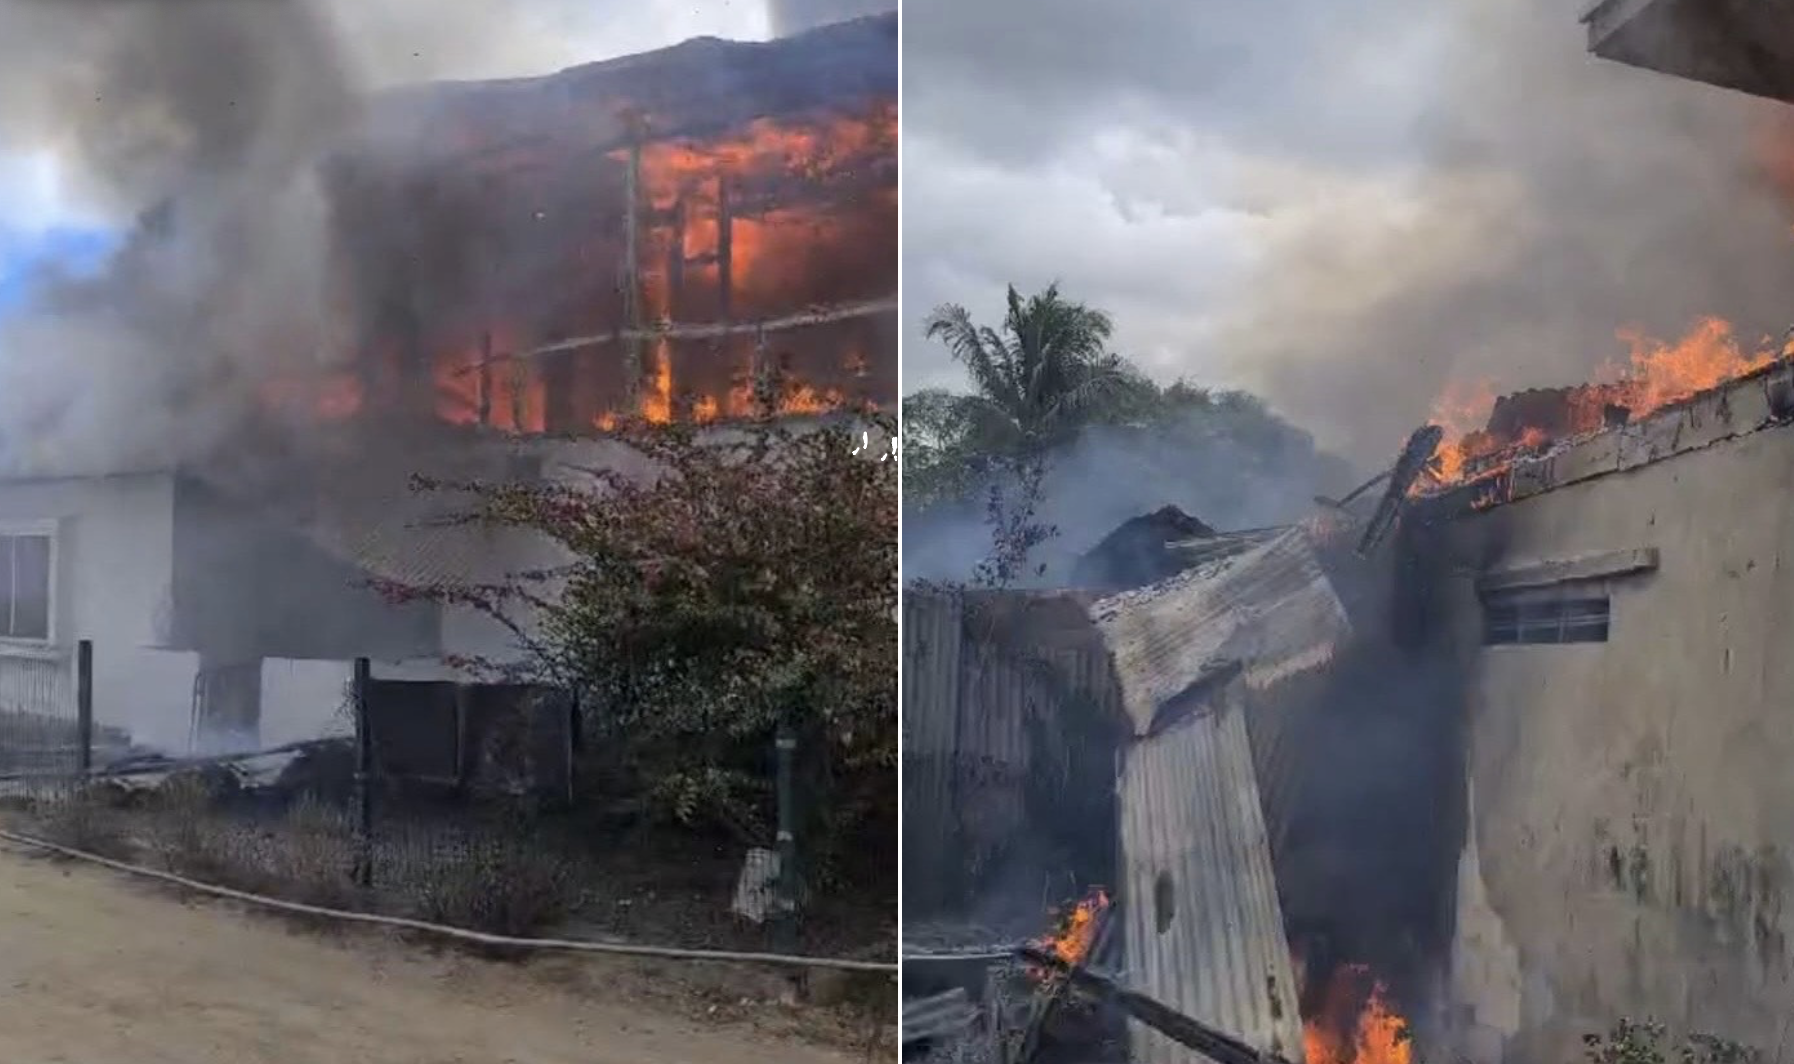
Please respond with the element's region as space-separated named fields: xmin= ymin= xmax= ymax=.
xmin=768 ymin=0 xmax=891 ymax=37
xmin=0 ymin=0 xmax=364 ymax=474
xmin=1216 ymin=0 xmax=1794 ymax=464
xmin=0 ymin=0 xmax=776 ymax=475
xmin=903 ymin=413 xmax=1356 ymax=584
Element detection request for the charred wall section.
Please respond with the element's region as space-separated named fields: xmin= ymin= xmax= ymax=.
xmin=169 ymin=475 xmax=439 ymax=662
xmin=318 ymin=15 xmax=898 ymax=433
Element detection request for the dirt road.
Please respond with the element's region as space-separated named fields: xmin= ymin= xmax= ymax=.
xmin=0 ymin=843 xmax=864 ymax=1064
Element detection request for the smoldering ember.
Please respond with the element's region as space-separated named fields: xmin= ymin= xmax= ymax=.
xmin=901 ymin=7 xmax=1794 ymax=1064
xmin=0 ymin=5 xmax=898 ymax=1056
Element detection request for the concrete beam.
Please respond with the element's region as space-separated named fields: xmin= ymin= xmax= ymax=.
xmin=1477 ymin=547 xmax=1659 ymax=594
xmin=1583 ymin=0 xmax=1794 ymax=104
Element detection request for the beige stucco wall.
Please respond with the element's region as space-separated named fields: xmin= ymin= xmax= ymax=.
xmin=1438 ymin=424 xmax=1794 ymax=1062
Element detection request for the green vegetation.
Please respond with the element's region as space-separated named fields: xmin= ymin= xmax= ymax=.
xmin=385 ymin=414 xmax=898 ymax=891
xmin=906 ymin=282 xmax=1350 ymax=581
xmin=1583 ymin=1019 xmax=1761 ymax=1064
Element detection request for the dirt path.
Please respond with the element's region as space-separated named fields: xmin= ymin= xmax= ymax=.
xmin=0 ymin=844 xmax=864 ymax=1064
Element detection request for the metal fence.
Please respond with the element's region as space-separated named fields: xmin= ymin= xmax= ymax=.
xmin=0 ymin=640 xmax=106 ymax=795
xmin=0 ymin=647 xmax=833 ymax=956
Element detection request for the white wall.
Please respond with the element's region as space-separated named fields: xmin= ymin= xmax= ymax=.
xmin=260 ymin=658 xmax=353 ymax=747
xmin=1438 ymin=425 xmax=1794 ymax=1061
xmin=0 ymin=472 xmax=203 ymax=752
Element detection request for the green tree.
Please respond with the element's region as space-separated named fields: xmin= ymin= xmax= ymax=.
xmin=921 ymin=282 xmax=1151 ymax=456
xmin=380 ymin=415 xmax=897 ymax=885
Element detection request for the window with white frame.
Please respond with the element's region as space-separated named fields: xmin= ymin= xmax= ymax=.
xmin=0 ymin=530 xmax=53 ymax=641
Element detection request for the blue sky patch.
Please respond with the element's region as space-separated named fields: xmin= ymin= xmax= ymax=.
xmin=0 ymin=225 xmax=119 ymax=313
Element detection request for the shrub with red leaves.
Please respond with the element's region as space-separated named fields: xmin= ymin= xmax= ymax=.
xmin=387 ymin=414 xmax=897 ymax=883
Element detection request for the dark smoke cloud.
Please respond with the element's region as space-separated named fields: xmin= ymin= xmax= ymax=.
xmin=903 ymin=0 xmax=1794 ymax=467
xmin=0 ymin=0 xmax=773 ymax=474
xmin=767 ymin=0 xmax=891 ymax=37
xmin=0 ymin=0 xmax=362 ymax=473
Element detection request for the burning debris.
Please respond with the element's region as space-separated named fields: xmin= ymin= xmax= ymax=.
xmin=1029 ymin=888 xmax=1111 ymax=974
xmin=1417 ymin=317 xmax=1793 ymax=496
xmin=1301 ymin=964 xmax=1413 ymax=1064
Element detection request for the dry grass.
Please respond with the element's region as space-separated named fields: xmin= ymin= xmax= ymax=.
xmin=33 ymin=783 xmax=135 ymax=861
xmin=407 ymin=830 xmax=579 ymax=937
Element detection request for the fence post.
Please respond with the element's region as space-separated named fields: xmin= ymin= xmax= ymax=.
xmin=774 ymin=719 xmax=798 ymax=953
xmin=352 ymin=657 xmax=373 ymax=887
xmin=75 ymin=640 xmax=93 ymax=778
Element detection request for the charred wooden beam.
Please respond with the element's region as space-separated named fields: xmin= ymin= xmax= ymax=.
xmin=1357 ymin=424 xmax=1444 ymax=557
xmin=1014 ymin=903 xmax=1117 ymax=1064
xmin=620 ymin=110 xmax=646 ymax=407
xmin=512 ymin=294 xmax=897 ymax=361
xmin=718 ymin=174 xmax=734 ymax=325
xmin=476 ymin=330 xmax=493 ymax=426
xmin=667 ymin=194 xmax=687 ymax=314
xmin=1015 ymin=944 xmax=1295 ymax=1064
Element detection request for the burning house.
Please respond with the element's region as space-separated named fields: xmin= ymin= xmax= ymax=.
xmin=905 ymin=347 xmax=1794 ymax=1063
xmin=1401 ymin=360 xmax=1794 ymax=1061
xmin=906 ymin=5 xmax=1794 ymax=1064
xmin=0 ymin=15 xmax=896 ymax=759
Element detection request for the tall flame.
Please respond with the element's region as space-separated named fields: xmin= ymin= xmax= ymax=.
xmin=1303 ymin=965 xmax=1412 ymax=1064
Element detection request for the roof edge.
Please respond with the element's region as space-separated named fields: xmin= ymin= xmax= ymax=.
xmin=1425 ymin=359 xmax=1794 ymax=519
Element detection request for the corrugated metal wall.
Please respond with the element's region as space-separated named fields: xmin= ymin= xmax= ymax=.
xmin=902 ymin=587 xmax=963 ymax=913
xmin=1118 ymin=677 xmax=1305 ymax=1064
xmin=903 ymin=586 xmax=1123 ymax=916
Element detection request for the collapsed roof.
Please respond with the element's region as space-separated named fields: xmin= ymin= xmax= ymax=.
xmin=1088 ymin=527 xmax=1352 ymax=737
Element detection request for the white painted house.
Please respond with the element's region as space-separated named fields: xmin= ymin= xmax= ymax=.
xmin=0 ymin=426 xmax=563 ymax=757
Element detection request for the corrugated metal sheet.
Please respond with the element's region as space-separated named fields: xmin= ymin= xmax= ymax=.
xmin=1092 ymin=528 xmax=1351 ymax=736
xmin=1117 ymin=675 xmax=1305 ymax=1064
xmin=898 ymin=587 xmax=964 ymax=759
xmin=902 ymin=584 xmax=1123 ymax=916
xmin=902 ymin=588 xmax=963 ymax=911
xmin=1091 ymin=527 xmax=1355 ymax=1062
xmin=0 ymin=655 xmax=70 ymax=721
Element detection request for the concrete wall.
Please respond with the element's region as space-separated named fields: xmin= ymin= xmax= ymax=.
xmin=0 ymin=474 xmax=467 ymax=755
xmin=1436 ymin=424 xmax=1794 ymax=1061
xmin=0 ymin=473 xmax=197 ymax=751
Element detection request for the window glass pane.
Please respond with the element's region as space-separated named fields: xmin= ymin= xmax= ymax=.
xmin=1517 ymin=623 xmax=1561 ymax=645
xmin=1563 ymin=620 xmax=1609 ymax=643
xmin=1483 ymin=592 xmax=1610 ymax=646
xmin=12 ymin=535 xmax=49 ymax=640
xmin=1561 ymin=600 xmax=1609 ymax=622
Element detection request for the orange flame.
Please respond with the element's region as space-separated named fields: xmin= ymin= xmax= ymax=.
xmin=1033 ymin=888 xmax=1111 ymax=970
xmin=1419 ymin=316 xmax=1788 ymax=496
xmin=1303 ymin=965 xmax=1412 ymax=1064
xmin=259 ymin=104 xmax=891 ymax=432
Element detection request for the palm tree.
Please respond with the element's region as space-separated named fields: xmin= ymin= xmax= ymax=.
xmin=922 ymin=283 xmax=1147 ymax=455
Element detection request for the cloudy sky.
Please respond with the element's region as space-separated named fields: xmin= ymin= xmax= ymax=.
xmin=902 ymin=0 xmax=1794 ymax=463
